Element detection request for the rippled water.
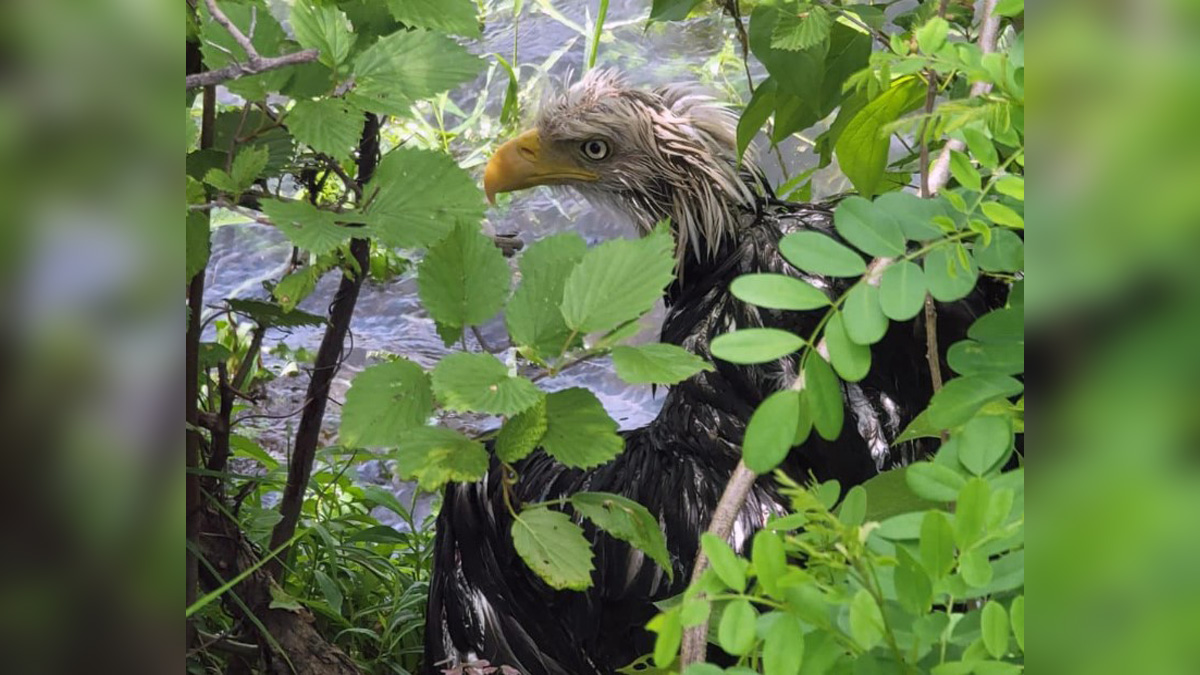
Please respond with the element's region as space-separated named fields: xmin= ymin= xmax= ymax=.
xmin=204 ymin=1 xmax=822 ymax=529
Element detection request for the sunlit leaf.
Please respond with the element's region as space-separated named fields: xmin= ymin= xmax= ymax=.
xmin=571 ymin=492 xmax=672 ymax=579
xmin=919 ymin=510 xmax=955 ymax=578
xmin=512 ymin=506 xmax=594 ymax=590
xmin=561 ymin=225 xmax=675 ymax=334
xmin=507 ymin=233 xmax=588 ymax=356
xmin=351 ymin=30 xmax=482 ymax=117
xmin=540 ymin=388 xmax=623 ymax=468
xmin=291 ymin=1 xmax=355 ymax=69
xmin=612 ymin=343 xmax=713 ymax=385
xmin=779 ymin=231 xmax=867 ymax=277
xmin=701 ymin=533 xmax=745 ymax=591
xmin=718 ymin=599 xmax=757 ymax=656
xmin=385 ymin=0 xmax=480 ymax=37
xmin=431 ymin=352 xmax=541 ymax=415
xmin=835 ymin=77 xmax=925 ymax=197
xmin=744 ymin=390 xmax=801 ymax=473
xmin=287 ymin=99 xmax=363 ymax=159
xmin=763 ymin=613 xmax=804 ymax=675
xmin=771 ymin=4 xmax=832 ymax=52
xmin=417 ymin=222 xmax=511 ymax=329
xmin=365 ymin=147 xmax=486 ymax=249
xmin=393 ymin=426 xmax=488 ymax=490
xmin=495 ymin=396 xmax=547 ymax=463
xmin=261 ymin=198 xmax=353 ymax=254
xmin=340 ymin=359 xmax=433 ymax=446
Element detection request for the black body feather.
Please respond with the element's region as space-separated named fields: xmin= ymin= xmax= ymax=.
xmin=424 ymin=201 xmax=999 ymax=674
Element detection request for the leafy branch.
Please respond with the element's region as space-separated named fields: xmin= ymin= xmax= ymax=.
xmin=186 ymin=0 xmax=320 ymax=89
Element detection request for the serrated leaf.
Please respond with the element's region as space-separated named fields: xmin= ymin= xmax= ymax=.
xmin=340 ymin=359 xmax=434 ymax=446
xmin=512 ymin=507 xmax=595 ymax=590
xmin=711 ymin=328 xmax=804 ymax=365
xmin=364 ymin=147 xmax=486 ymax=249
xmin=835 ymin=77 xmax=925 ymax=197
xmin=198 ymin=0 xmax=290 ymax=99
xmin=386 ymin=0 xmax=480 ymax=37
xmin=919 ymin=510 xmax=955 ymax=578
xmin=417 ymin=222 xmax=510 ymax=329
xmin=272 ymin=265 xmax=322 ymax=311
xmin=561 ymin=226 xmax=675 ymax=334
xmin=879 ymin=260 xmax=927 ymax=320
xmin=288 ymin=99 xmax=363 ymax=159
xmin=842 ymin=283 xmax=889 ymax=345
xmin=495 ymin=396 xmax=547 ymax=463
xmin=804 ymin=354 xmax=843 ymax=441
xmin=907 ymin=461 xmax=967 ymax=501
xmin=980 ymin=201 xmax=1024 ymax=229
xmin=431 ymin=352 xmax=541 ymax=415
xmin=351 ymin=30 xmax=481 ymax=117
xmin=701 ymin=533 xmax=745 ymax=591
xmin=650 ymin=0 xmax=705 ymax=21
xmin=718 ymin=599 xmax=757 ymax=656
xmin=540 ymin=388 xmax=623 ymax=468
xmin=824 ymin=312 xmax=871 ymax=382
xmin=779 ymin=231 xmax=867 ymax=277
xmin=291 ymin=1 xmax=355 ymax=69
xmin=612 ymin=343 xmax=713 ymax=385
xmin=730 ymin=273 xmax=831 ymax=310
xmin=834 ymin=197 xmax=905 ymax=257
xmin=227 ymin=298 xmax=325 ymax=328
xmin=956 ymin=416 xmax=1012 ymax=475
xmin=506 ymin=233 xmax=588 ymax=356
xmin=229 ymin=145 xmax=269 ymax=192
xmin=924 ymin=245 xmax=979 ymax=302
xmin=763 ymin=613 xmax=804 ymax=675
xmin=261 ymin=198 xmax=353 ymax=255
xmin=744 ymin=390 xmax=801 ymax=473
xmin=393 ymin=426 xmax=488 ymax=490
xmin=925 ymin=375 xmax=1024 ymax=429
xmin=570 ymin=492 xmax=672 ymax=579
xmin=771 ymin=5 xmax=831 ymax=52
xmin=849 ymin=589 xmax=884 ymax=649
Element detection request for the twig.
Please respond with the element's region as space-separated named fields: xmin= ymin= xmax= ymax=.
xmin=186 ymin=49 xmax=320 ymax=89
xmin=203 ymin=0 xmax=258 ymax=61
xmin=926 ymin=0 xmax=1002 ymax=195
xmin=923 ymin=296 xmax=945 ymax=392
xmin=919 ymin=0 xmax=951 ymax=199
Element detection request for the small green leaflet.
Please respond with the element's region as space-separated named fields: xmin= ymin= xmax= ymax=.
xmin=915 ymin=16 xmax=949 ymax=55
xmin=648 ymin=609 xmax=682 ymax=667
xmin=751 ymin=530 xmax=786 ymax=597
xmin=287 ymin=99 xmax=363 ymax=160
xmin=974 ymin=228 xmax=1024 ymax=272
xmin=392 ymin=426 xmax=488 ymax=490
xmin=431 ymin=352 xmax=541 ymax=416
xmin=570 ymin=492 xmax=672 ymax=579
xmin=611 ymin=343 xmax=713 ymax=385
xmin=711 ymin=328 xmax=804 ymax=365
xmin=919 ymin=510 xmax=955 ymax=578
xmin=730 ymin=273 xmax=830 ymax=311
xmin=561 ymin=226 xmax=675 ymax=334
xmin=841 ymin=283 xmax=889 ymax=345
xmin=494 ymin=396 xmax=547 ymax=463
xmin=261 ymin=198 xmax=353 ymax=255
xmin=955 ymin=415 xmax=1013 ymax=475
xmin=906 ymin=461 xmax=967 ymax=502
xmin=743 ymin=390 xmax=801 ymax=473
xmin=539 ymin=388 xmax=623 ymax=469
xmin=365 ymin=147 xmax=486 ymax=249
xmin=763 ymin=613 xmax=804 ymax=675
xmin=717 ymin=599 xmax=757 ymax=656
xmin=924 ymin=245 xmax=979 ymax=302
xmin=833 ymin=196 xmax=906 ymax=257
xmin=925 ymin=374 xmax=1024 ymax=429
xmin=417 ymin=222 xmax=511 ymax=330
xmin=824 ymin=312 xmax=871 ymax=382
xmin=340 ymin=359 xmax=434 ymax=447
xmin=385 ymin=0 xmax=481 ymax=37
xmin=803 ymin=355 xmax=844 ymax=441
xmin=512 ymin=506 xmax=595 ymax=590
xmin=981 ymin=201 xmax=1025 ymax=229
xmin=227 ymin=298 xmax=325 ymax=328
xmin=779 ymin=231 xmax=867 ymax=277
xmin=849 ymin=589 xmax=884 ymax=649
xmin=981 ymin=600 xmax=1010 ymax=658
xmin=506 ymin=233 xmax=588 ymax=357
xmin=204 ymin=146 xmax=269 ymax=197
xmin=879 ymin=260 xmax=927 ymax=321
xmin=700 ymin=533 xmax=746 ymax=591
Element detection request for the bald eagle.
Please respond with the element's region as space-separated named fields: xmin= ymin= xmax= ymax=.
xmin=425 ymin=71 xmax=994 ymax=674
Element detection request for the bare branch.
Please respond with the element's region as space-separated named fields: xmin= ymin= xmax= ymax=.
xmin=923 ymin=295 xmax=945 ymax=392
xmin=185 ymin=49 xmax=320 ymax=89
xmin=203 ymin=0 xmax=260 ymax=62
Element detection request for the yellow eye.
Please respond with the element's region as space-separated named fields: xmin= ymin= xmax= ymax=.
xmin=581 ymin=139 xmax=610 ymax=160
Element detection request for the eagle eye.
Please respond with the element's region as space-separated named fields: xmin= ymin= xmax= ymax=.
xmin=580 ymin=139 xmax=611 ymax=161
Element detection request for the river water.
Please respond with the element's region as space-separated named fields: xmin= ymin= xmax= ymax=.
xmin=204 ymin=0 xmax=822 ymax=529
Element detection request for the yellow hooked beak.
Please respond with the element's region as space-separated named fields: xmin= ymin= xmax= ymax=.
xmin=484 ymin=129 xmax=598 ymax=204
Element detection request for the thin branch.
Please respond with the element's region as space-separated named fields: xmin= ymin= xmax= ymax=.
xmin=923 ymin=296 xmax=945 ymax=392
xmin=204 ymin=0 xmax=259 ymax=61
xmin=186 ymin=49 xmax=320 ymax=89
xmin=919 ymin=0 xmax=951 ymax=199
xmin=927 ymin=0 xmax=1002 ymax=195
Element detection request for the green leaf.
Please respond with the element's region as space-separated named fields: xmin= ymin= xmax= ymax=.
xmin=649 ymin=608 xmax=682 ymax=667
xmin=849 ymin=589 xmax=883 ymax=650
xmin=570 ymin=492 xmax=672 ymax=579
xmin=227 ymin=299 xmax=325 ymax=329
xmin=393 ymin=426 xmax=488 ymax=490
xmin=907 ymin=461 xmax=967 ymax=501
xmin=738 ymin=79 xmax=777 ymax=160
xmin=431 ymin=352 xmax=541 ymax=415
xmin=895 ymin=548 xmax=933 ymax=614
xmin=351 ymin=30 xmax=481 ymax=117
xmin=187 ymin=210 xmax=210 ymax=282
xmin=956 ymin=416 xmax=1012 ymax=475
xmin=926 ymin=375 xmax=1024 ymax=429
xmin=763 ymin=613 xmax=804 ymax=675
xmin=650 ymin=0 xmax=705 ymax=21
xmin=313 ymin=569 xmax=343 ymax=614
xmin=981 ymin=601 xmax=1009 ymax=658
xmin=916 ymin=17 xmax=949 ymax=54
xmin=730 ymin=273 xmax=831 ymax=310
xmin=701 ymin=533 xmax=746 ymax=591
xmin=879 ymin=260 xmax=927 ymax=320
xmin=230 ymin=145 xmax=269 ymax=192
xmin=744 ymin=390 xmax=801 ymax=473
xmin=959 ymin=547 xmax=994 ymax=587
xmin=495 ymin=396 xmax=547 ymax=463
xmin=919 ymin=511 xmax=956 ymax=578
xmin=986 ymin=487 xmax=1016 ymax=532
xmin=1010 ymin=596 xmax=1025 ymax=652
xmin=198 ymin=1 xmax=290 ymax=99
xmin=924 ymin=245 xmax=979 ymax=302
xmin=364 ymin=147 xmax=486 ymax=249
xmin=994 ymin=0 xmax=1024 ymax=15
xmin=540 ymin=388 xmax=623 ymax=468
xmin=837 ymin=485 xmax=867 ymax=526
xmin=824 ymin=312 xmax=871 ymax=382
xmin=804 ymin=355 xmax=843 ymax=441
xmin=835 ymin=77 xmax=925 ymax=197
xmin=779 ymin=231 xmax=867 ymax=277
xmin=954 ymin=478 xmax=991 ymax=548
xmin=751 ymin=530 xmax=787 ymax=597
xmin=861 ymin=468 xmax=940 ymax=522
xmin=506 ymin=233 xmax=588 ymax=356
xmin=994 ymin=177 xmax=1024 ymax=201
xmin=875 ymin=191 xmax=953 ymax=240
xmin=287 ymin=99 xmax=363 ymax=159
xmin=385 ymin=0 xmax=480 ymax=37
xmin=969 ymin=307 xmax=1023 ymax=343
xmin=962 ymin=128 xmax=999 ymax=169
xmin=948 ymin=339 xmax=1024 ymax=376
xmin=340 ymin=359 xmax=434 ymax=446
xmin=261 ymin=198 xmax=352 ymax=255
xmin=974 ymin=228 xmax=1024 ymax=272
xmin=842 ymin=283 xmax=889 ymax=345
xmin=291 ymin=1 xmax=355 ymax=69
xmin=980 ymin=201 xmax=1024 ymax=229
xmin=561 ymin=226 xmax=675 ymax=334
xmin=612 ymin=343 xmax=713 ymax=385
xmin=272 ymin=265 xmax=322 ymax=311
xmin=833 ymin=196 xmax=906 ymax=257
xmin=417 ymin=222 xmax=511 ymax=329
xmin=512 ymin=507 xmax=595 ymax=590
xmin=718 ymin=599 xmax=758 ymax=656
xmin=771 ymin=4 xmax=832 ymax=52
xmin=948 ymin=150 xmax=981 ymax=192
xmin=711 ymin=328 xmax=804 ymax=365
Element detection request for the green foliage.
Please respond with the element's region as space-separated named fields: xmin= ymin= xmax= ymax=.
xmin=540 ymin=388 xmax=623 ymax=469
xmin=570 ymin=492 xmax=673 ymax=579
xmin=561 ymin=225 xmax=676 ymax=334
xmin=512 ymin=506 xmax=595 ymax=590
xmin=339 ymin=359 xmax=434 ymax=447
xmin=612 ymin=343 xmax=714 ymax=385
xmin=286 ymin=99 xmax=363 ymax=160
xmin=417 ymin=221 xmax=511 ymax=335
xmin=431 ymin=352 xmax=541 ymax=415
xmin=365 ymin=147 xmax=487 ymax=249
xmin=506 ymin=232 xmax=589 ymax=358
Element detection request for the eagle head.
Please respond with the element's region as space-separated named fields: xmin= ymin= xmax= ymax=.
xmin=485 ymin=70 xmax=763 ymax=262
